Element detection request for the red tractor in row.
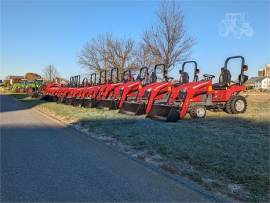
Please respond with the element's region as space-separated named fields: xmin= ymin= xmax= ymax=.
xmin=40 ymin=55 xmax=248 ymax=122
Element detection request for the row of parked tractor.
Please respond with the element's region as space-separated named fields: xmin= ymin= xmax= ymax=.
xmin=40 ymin=56 xmax=249 ymax=122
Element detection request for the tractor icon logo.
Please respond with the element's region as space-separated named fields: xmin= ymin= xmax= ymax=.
xmin=219 ymin=13 xmax=254 ymax=39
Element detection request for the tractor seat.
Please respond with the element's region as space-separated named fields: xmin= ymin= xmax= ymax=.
xmin=136 ymin=74 xmax=142 ymax=81
xmin=212 ymin=83 xmax=229 ymax=90
xmin=150 ymin=72 xmax=158 ymax=83
xmin=179 ymin=72 xmax=189 ymax=84
xmin=213 ymin=68 xmax=232 ymax=90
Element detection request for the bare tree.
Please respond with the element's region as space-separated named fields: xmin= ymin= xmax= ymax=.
xmin=79 ymin=34 xmax=110 ymax=72
xmin=79 ymin=34 xmax=136 ymax=80
xmin=107 ymin=36 xmax=135 ymax=76
xmin=43 ymin=65 xmax=59 ymax=82
xmin=142 ymin=0 xmax=194 ymax=76
xmin=135 ymin=43 xmax=158 ymax=68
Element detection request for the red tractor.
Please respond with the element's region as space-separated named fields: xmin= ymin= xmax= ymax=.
xmin=117 ymin=67 xmax=149 ymax=110
xmin=207 ymin=55 xmax=248 ymax=114
xmin=54 ymin=76 xmax=79 ymax=104
xmin=119 ymin=64 xmax=178 ymax=115
xmin=144 ymin=61 xmax=200 ymax=115
xmin=68 ymin=77 xmax=90 ymax=106
xmin=147 ymin=56 xmax=248 ymax=122
xmin=81 ymin=70 xmax=108 ymax=108
xmin=44 ymin=83 xmax=66 ymax=102
xmin=95 ymin=68 xmax=135 ymax=110
xmin=72 ymin=73 xmax=97 ymax=106
xmin=40 ymin=82 xmax=62 ymax=101
xmin=63 ymin=75 xmax=81 ymax=105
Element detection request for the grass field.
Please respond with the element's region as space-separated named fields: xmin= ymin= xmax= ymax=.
xmin=7 ymin=92 xmax=270 ymax=202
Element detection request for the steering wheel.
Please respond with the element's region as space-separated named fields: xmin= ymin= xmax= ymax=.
xmin=166 ymin=77 xmax=174 ymax=82
xmin=203 ymin=74 xmax=215 ymax=80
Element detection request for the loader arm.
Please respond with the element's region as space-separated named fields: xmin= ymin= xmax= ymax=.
xmin=179 ymin=81 xmax=212 ymax=119
xmin=118 ymin=81 xmax=142 ymax=108
xmin=145 ymin=82 xmax=173 ymax=113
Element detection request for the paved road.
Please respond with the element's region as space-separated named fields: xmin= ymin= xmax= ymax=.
xmin=1 ymin=95 xmax=216 ymax=202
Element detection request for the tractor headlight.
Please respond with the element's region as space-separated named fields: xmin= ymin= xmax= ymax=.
xmin=179 ymin=89 xmax=187 ymax=101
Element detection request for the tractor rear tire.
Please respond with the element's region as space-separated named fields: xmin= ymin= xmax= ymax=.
xmin=231 ymin=95 xmax=247 ymax=114
xmin=189 ymin=105 xmax=206 ymax=119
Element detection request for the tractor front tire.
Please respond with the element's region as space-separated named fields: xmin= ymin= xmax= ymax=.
xmin=231 ymin=95 xmax=247 ymax=114
xmin=225 ymin=98 xmax=233 ymax=114
xmin=189 ymin=105 xmax=207 ymax=119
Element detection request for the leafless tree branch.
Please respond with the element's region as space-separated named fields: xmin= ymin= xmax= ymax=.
xmin=142 ymin=0 xmax=195 ymax=76
xmin=43 ymin=65 xmax=59 ymax=82
xmin=78 ymin=34 xmax=136 ymax=80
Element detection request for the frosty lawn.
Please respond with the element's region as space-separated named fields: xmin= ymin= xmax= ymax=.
xmin=10 ymin=92 xmax=270 ymax=202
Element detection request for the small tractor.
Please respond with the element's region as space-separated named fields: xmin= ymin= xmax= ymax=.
xmin=147 ymin=56 xmax=248 ymax=122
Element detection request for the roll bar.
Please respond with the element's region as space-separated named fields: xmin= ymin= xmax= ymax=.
xmin=90 ymin=73 xmax=97 ymax=85
xmin=138 ymin=66 xmax=149 ymax=81
xmin=223 ymin=55 xmax=247 ymax=85
xmin=76 ymin=75 xmax=80 ymax=87
xmin=110 ymin=67 xmax=119 ymax=82
xmin=224 ymin=56 xmax=245 ymax=70
xmin=153 ymin=64 xmax=165 ymax=73
xmin=123 ymin=69 xmax=131 ymax=77
xmin=153 ymin=64 xmax=168 ymax=80
xmin=69 ymin=76 xmax=73 ymax=86
xmin=99 ymin=70 xmax=107 ymax=84
xmin=81 ymin=77 xmax=88 ymax=87
xmin=69 ymin=75 xmax=80 ymax=87
xmin=122 ymin=70 xmax=132 ymax=81
xmin=181 ymin=61 xmax=199 ymax=82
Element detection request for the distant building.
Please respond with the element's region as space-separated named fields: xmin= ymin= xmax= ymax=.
xmin=258 ymin=64 xmax=270 ymax=77
xmin=266 ymin=65 xmax=270 ymax=76
xmin=258 ymin=77 xmax=270 ymax=89
xmin=258 ymin=70 xmax=264 ymax=77
xmin=24 ymin=72 xmax=42 ymax=81
xmin=6 ymin=75 xmax=24 ymax=85
xmin=245 ymin=77 xmax=260 ymax=89
xmin=246 ymin=76 xmax=270 ymax=90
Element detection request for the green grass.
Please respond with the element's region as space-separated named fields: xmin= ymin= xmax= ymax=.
xmin=9 ymin=93 xmax=270 ymax=202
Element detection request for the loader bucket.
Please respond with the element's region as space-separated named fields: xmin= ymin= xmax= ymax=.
xmin=47 ymin=96 xmax=52 ymax=101
xmin=82 ymin=98 xmax=96 ymax=108
xmin=96 ymin=100 xmax=119 ymax=110
xmin=72 ymin=98 xmax=84 ymax=107
xmin=48 ymin=96 xmax=57 ymax=102
xmin=57 ymin=97 xmax=66 ymax=104
xmin=56 ymin=97 xmax=62 ymax=104
xmin=41 ymin=95 xmax=49 ymax=100
xmin=65 ymin=97 xmax=73 ymax=105
xmin=119 ymin=102 xmax=146 ymax=115
xmin=52 ymin=96 xmax=58 ymax=102
xmin=147 ymin=104 xmax=179 ymax=122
